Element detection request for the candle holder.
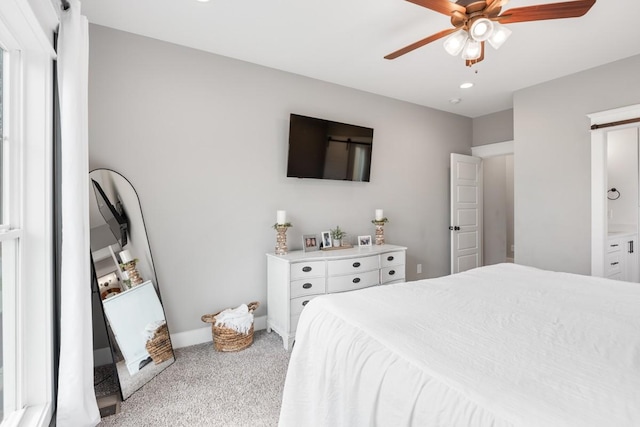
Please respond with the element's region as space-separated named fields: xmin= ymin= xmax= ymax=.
xmin=371 ymin=218 xmax=389 ymax=246
xmin=273 ymin=223 xmax=292 ymax=255
xmin=120 ymin=259 xmax=143 ymax=288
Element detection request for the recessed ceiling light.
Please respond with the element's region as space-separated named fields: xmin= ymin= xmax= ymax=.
xmin=459 ymin=82 xmax=474 ymax=89
xmin=196 ymin=0 xmax=210 ymax=2
xmin=449 ymin=98 xmax=462 ymax=104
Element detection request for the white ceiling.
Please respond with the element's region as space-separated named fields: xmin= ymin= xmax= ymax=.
xmin=80 ymin=0 xmax=640 ymax=118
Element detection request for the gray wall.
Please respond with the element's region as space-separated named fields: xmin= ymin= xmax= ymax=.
xmin=514 ymin=54 xmax=640 ymax=274
xmin=472 ymin=109 xmax=514 ymax=146
xmin=88 ymin=25 xmax=471 ymax=334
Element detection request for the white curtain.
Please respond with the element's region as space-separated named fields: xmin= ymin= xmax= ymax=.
xmin=56 ymin=0 xmax=100 ymax=425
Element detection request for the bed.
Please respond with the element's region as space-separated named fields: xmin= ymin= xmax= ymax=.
xmin=279 ymin=263 xmax=640 ymax=426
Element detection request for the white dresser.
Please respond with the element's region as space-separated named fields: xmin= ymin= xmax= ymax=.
xmin=266 ymin=244 xmax=407 ymax=350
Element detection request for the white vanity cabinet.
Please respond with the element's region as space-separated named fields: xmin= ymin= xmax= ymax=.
xmin=266 ymin=244 xmax=407 ymax=350
xmin=606 ymin=233 xmax=638 ymax=282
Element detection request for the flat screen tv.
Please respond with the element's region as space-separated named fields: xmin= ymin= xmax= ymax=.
xmin=91 ymin=179 xmax=128 ymax=247
xmin=286 ymin=114 xmax=373 ymax=182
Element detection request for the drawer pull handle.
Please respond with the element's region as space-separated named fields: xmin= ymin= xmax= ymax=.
xmin=389 ymin=270 xmax=396 ymax=275
xmin=353 ymin=277 xmax=361 ymax=283
xmin=302 ymin=300 xmax=309 ymax=306
xmin=302 ymin=283 xmax=312 ymax=289
xmin=611 ymin=244 xmax=619 ymax=247
xmin=611 ymin=262 xmax=619 ymax=266
xmin=387 ymin=256 xmax=394 ymax=261
xmin=302 ymin=266 xmax=312 ymax=272
xmin=353 ymin=262 xmax=361 ymax=268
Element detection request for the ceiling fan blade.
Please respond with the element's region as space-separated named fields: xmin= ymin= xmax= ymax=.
xmin=497 ymin=0 xmax=595 ymax=24
xmin=406 ymin=0 xmax=466 ymax=16
xmin=385 ymin=28 xmax=457 ymax=60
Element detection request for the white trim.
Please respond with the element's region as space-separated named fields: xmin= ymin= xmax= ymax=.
xmin=169 ymin=315 xmax=267 ymax=349
xmin=16 ymin=404 xmax=50 ymax=427
xmin=589 ymin=103 xmax=640 ymax=277
xmin=0 ymin=0 xmax=55 ymax=57
xmin=471 ymin=140 xmax=514 ymax=158
xmin=587 ymin=103 xmax=640 ymax=125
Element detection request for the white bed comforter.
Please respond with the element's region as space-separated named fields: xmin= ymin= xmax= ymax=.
xmin=279 ymin=263 xmax=640 ymax=427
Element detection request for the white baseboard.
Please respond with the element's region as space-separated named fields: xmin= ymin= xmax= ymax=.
xmin=169 ymin=315 xmax=267 ymax=349
xmin=93 ymin=346 xmax=113 ymax=367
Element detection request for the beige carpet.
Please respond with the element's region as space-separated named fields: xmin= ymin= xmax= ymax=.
xmin=98 ymin=330 xmax=291 ymax=426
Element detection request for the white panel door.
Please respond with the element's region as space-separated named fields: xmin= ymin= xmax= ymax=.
xmin=450 ymin=154 xmax=483 ymax=274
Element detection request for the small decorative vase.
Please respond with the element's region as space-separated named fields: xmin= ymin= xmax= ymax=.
xmin=333 ymin=238 xmax=342 ymax=247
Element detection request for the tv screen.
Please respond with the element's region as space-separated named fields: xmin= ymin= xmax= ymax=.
xmin=286 ymin=114 xmax=373 ymax=182
xmin=91 ymin=179 xmax=128 ymax=247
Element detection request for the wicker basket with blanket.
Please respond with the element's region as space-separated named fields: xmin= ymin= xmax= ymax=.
xmin=201 ymin=301 xmax=259 ymax=352
xmin=145 ymin=323 xmax=173 ymax=364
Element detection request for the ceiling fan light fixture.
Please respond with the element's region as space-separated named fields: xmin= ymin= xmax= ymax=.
xmin=461 ymin=39 xmax=482 ymax=61
xmin=487 ymin=23 xmax=512 ymax=50
xmin=469 ymin=17 xmax=494 ymax=42
xmin=443 ymin=29 xmax=469 ymax=56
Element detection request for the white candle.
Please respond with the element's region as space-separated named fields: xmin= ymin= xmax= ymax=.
xmin=375 ymin=209 xmax=384 ymax=221
xmin=119 ymin=250 xmax=133 ymax=263
xmin=277 ymin=210 xmax=287 ymax=225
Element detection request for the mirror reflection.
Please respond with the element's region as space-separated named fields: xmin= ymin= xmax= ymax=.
xmin=89 ymin=169 xmax=174 ymax=402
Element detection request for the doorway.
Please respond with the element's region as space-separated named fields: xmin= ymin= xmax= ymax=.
xmin=472 ymin=141 xmax=515 ymax=266
xmin=589 ymin=103 xmax=640 ymax=277
xmin=450 ymin=141 xmax=515 ymax=273
xmin=483 ymin=154 xmax=515 ymax=264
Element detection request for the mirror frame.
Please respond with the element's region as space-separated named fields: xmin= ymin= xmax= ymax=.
xmin=89 ymin=168 xmax=174 ymax=402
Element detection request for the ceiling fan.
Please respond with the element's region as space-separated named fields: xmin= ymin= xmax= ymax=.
xmin=385 ymin=0 xmax=596 ymax=66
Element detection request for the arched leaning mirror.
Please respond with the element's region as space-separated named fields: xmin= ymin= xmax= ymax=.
xmin=89 ymin=169 xmax=175 ymax=402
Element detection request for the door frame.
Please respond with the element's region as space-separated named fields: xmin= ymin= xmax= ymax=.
xmin=589 ymin=103 xmax=640 ymax=277
xmin=471 ymin=140 xmax=514 ymax=159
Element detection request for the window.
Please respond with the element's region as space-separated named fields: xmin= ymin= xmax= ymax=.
xmin=0 ymin=40 xmax=24 ymax=427
xmin=0 ymin=1 xmax=57 ymax=426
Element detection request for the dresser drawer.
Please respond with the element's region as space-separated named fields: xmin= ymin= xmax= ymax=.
xmin=327 ymin=256 xmax=378 ymax=276
xmin=607 ymin=238 xmax=622 ymax=253
xmin=605 ymin=253 xmax=623 ymax=276
xmin=290 ymin=261 xmax=325 ymax=280
xmin=381 ymin=251 xmax=405 ymax=267
xmin=290 ymin=295 xmax=320 ymax=316
xmin=290 ymin=277 xmax=326 ymax=299
xmin=381 ymin=265 xmax=405 ymax=284
xmin=327 ymin=270 xmax=379 ymax=293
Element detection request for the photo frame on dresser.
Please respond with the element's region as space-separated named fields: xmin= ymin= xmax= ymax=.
xmin=321 ymin=231 xmax=332 ymax=249
xmin=358 ymin=235 xmax=372 ymax=246
xmin=302 ymin=234 xmax=319 ymax=252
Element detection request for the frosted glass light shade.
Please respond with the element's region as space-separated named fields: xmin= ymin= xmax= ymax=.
xmin=488 ymin=23 xmax=512 ymax=49
xmin=461 ymin=39 xmax=482 ymax=60
xmin=443 ymin=29 xmax=469 ymax=56
xmin=470 ymin=18 xmax=494 ymax=42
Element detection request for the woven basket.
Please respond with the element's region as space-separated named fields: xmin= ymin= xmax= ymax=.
xmin=201 ymin=301 xmax=259 ymax=352
xmin=145 ymin=323 xmax=173 ymax=364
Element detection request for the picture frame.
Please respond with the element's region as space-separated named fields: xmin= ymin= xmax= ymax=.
xmin=302 ymin=234 xmax=319 ymax=252
xmin=97 ymin=271 xmax=122 ymax=300
xmin=321 ymin=231 xmax=332 ymax=249
xmin=358 ymin=235 xmax=372 ymax=247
